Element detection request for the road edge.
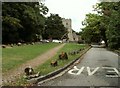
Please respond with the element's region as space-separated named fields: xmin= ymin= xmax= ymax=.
xmin=29 ymin=46 xmax=92 ymax=85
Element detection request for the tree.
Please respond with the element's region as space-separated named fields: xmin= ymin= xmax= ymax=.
xmin=43 ymin=14 xmax=67 ymax=39
xmin=2 ymin=2 xmax=49 ymax=44
xmin=2 ymin=2 xmax=23 ymax=43
xmin=81 ymin=2 xmax=120 ymax=49
xmin=94 ymin=2 xmax=120 ymax=49
xmin=81 ymin=13 xmax=102 ymax=43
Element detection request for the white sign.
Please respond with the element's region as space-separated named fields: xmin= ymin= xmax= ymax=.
xmin=68 ymin=66 xmax=120 ymax=77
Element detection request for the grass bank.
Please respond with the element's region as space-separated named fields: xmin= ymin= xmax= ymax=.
xmin=2 ymin=43 xmax=60 ymax=73
xmin=3 ymin=43 xmax=89 ymax=86
xmin=35 ymin=43 xmax=87 ymax=75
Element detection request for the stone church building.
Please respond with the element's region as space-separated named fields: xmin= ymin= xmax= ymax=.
xmin=62 ymin=18 xmax=79 ymax=42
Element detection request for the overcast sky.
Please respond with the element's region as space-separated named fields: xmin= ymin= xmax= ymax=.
xmin=44 ymin=0 xmax=100 ymax=32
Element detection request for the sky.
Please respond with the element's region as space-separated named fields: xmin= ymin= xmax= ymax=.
xmin=44 ymin=0 xmax=100 ymax=32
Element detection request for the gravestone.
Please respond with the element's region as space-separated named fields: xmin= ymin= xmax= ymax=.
xmin=51 ymin=60 xmax=58 ymax=67
xmin=24 ymin=66 xmax=34 ymax=76
xmin=59 ymin=52 xmax=68 ymax=60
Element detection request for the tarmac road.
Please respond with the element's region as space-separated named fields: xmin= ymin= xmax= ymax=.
xmin=39 ymin=47 xmax=120 ymax=87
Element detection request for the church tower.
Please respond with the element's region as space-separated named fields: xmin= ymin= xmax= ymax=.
xmin=62 ymin=18 xmax=74 ymax=42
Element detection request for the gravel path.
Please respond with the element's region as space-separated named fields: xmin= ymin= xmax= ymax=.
xmin=2 ymin=43 xmax=66 ymax=84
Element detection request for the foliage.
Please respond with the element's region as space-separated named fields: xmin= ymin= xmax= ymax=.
xmin=42 ymin=14 xmax=67 ymax=39
xmin=2 ymin=2 xmax=48 ymax=44
xmin=81 ymin=13 xmax=102 ymax=43
xmin=81 ymin=2 xmax=120 ymax=49
xmin=95 ymin=2 xmax=120 ymax=49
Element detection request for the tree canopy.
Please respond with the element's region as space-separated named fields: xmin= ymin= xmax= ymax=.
xmin=81 ymin=2 xmax=120 ymax=49
xmin=81 ymin=13 xmax=102 ymax=43
xmin=2 ymin=2 xmax=48 ymax=44
xmin=2 ymin=2 xmax=67 ymax=44
xmin=42 ymin=14 xmax=67 ymax=40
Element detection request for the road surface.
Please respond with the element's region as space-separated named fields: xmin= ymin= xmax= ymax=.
xmin=39 ymin=47 xmax=120 ymax=87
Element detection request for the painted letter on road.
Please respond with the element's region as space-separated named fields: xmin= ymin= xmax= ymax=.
xmin=87 ymin=67 xmax=100 ymax=76
xmin=68 ymin=66 xmax=85 ymax=75
xmin=102 ymin=67 xmax=120 ymax=77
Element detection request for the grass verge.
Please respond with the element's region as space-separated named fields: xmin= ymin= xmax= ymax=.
xmin=35 ymin=43 xmax=87 ymax=75
xmin=2 ymin=43 xmax=60 ymax=73
xmin=3 ymin=43 xmax=89 ymax=86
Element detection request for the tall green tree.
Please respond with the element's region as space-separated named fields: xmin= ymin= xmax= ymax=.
xmin=94 ymin=2 xmax=120 ymax=49
xmin=43 ymin=14 xmax=67 ymax=39
xmin=2 ymin=2 xmax=48 ymax=44
xmin=81 ymin=2 xmax=120 ymax=49
xmin=81 ymin=13 xmax=102 ymax=43
xmin=2 ymin=3 xmax=23 ymax=43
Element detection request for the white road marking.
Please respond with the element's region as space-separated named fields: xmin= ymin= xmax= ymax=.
xmin=68 ymin=66 xmax=120 ymax=77
xmin=68 ymin=66 xmax=85 ymax=75
xmin=102 ymin=67 xmax=120 ymax=77
xmin=87 ymin=67 xmax=100 ymax=76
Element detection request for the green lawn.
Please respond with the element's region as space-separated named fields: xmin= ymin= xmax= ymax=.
xmin=3 ymin=43 xmax=89 ymax=86
xmin=35 ymin=43 xmax=87 ymax=75
xmin=2 ymin=43 xmax=60 ymax=73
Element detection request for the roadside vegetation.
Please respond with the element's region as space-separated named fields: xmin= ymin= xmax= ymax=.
xmin=2 ymin=43 xmax=60 ymax=73
xmin=3 ymin=43 xmax=88 ymax=86
xmin=23 ymin=43 xmax=88 ymax=86
xmin=35 ymin=43 xmax=87 ymax=75
xmin=2 ymin=2 xmax=67 ymax=44
xmin=81 ymin=2 xmax=120 ymax=50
